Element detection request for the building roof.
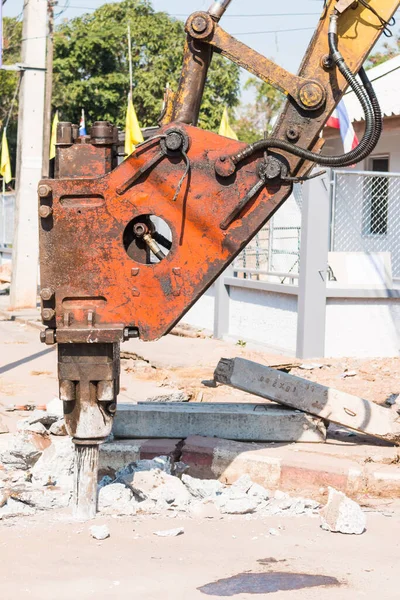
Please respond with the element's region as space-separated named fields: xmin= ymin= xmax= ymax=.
xmin=344 ymin=54 xmax=400 ymax=122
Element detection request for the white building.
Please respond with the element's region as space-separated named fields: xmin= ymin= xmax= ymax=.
xmin=183 ymin=56 xmax=400 ymax=358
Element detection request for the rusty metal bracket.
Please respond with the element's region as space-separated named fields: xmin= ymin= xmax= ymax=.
xmin=185 ymin=12 xmax=327 ymax=111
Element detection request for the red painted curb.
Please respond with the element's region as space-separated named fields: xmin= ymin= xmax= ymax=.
xmin=181 ymin=436 xmax=400 ymax=500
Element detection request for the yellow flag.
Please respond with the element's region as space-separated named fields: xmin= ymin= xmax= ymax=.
xmin=49 ymin=111 xmax=59 ymax=160
xmin=219 ymin=106 xmax=238 ymax=140
xmin=125 ymin=96 xmax=144 ymax=156
xmin=0 ymin=130 xmax=12 ymax=185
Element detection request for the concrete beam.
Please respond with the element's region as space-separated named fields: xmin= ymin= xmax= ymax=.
xmin=113 ymin=402 xmax=326 ymax=443
xmin=214 ymin=357 xmax=400 ymax=444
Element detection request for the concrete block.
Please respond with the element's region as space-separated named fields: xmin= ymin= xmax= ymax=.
xmin=113 ymin=402 xmax=326 ymax=443
xmin=98 ymin=438 xmax=181 ymax=479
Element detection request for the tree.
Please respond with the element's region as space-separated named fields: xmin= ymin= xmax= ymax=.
xmin=368 ymin=39 xmax=400 ymax=68
xmin=53 ymin=0 xmax=240 ymax=131
xmin=0 ymin=17 xmax=23 ymax=182
xmin=233 ymin=77 xmax=284 ymax=144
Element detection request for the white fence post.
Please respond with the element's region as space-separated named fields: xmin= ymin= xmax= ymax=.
xmin=296 ymin=171 xmax=331 ymax=359
xmin=9 ymin=0 xmax=47 ymax=309
xmin=213 ymin=264 xmax=233 ymax=339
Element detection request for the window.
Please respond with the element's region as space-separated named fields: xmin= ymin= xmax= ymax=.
xmin=362 ymin=156 xmax=389 ymax=236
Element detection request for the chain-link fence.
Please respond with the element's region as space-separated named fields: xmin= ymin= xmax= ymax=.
xmin=331 ymin=170 xmax=400 ymax=280
xmin=233 ymin=183 xmax=303 ymax=282
xmin=0 ymin=193 xmax=15 ymax=247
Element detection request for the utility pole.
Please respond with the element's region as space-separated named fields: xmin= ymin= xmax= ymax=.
xmin=42 ymin=0 xmax=57 ymax=178
xmin=9 ymin=0 xmax=47 ymax=309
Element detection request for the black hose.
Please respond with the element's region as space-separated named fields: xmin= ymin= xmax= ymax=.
xmin=229 ymin=12 xmax=382 ymax=170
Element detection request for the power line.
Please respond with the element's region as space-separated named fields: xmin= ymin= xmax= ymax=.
xmin=13 ymin=25 xmax=317 ymax=46
xmin=57 ymin=6 xmax=322 ymax=17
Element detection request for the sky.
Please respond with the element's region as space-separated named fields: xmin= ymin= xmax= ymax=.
xmin=4 ymin=0 xmax=400 ymax=104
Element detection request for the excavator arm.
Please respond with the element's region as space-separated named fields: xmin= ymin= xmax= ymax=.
xmin=37 ymin=0 xmax=399 ymax=515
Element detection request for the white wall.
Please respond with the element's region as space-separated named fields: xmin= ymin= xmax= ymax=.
xmin=229 ymin=287 xmax=298 ymax=352
xmin=183 ymin=285 xmax=215 ymax=333
xmin=325 ymin=298 xmax=400 ymax=357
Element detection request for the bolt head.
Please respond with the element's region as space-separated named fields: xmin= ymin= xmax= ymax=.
xmin=38 ymin=184 xmax=52 ymax=198
xmin=286 ymin=126 xmax=300 ymax=142
xmin=165 ymin=132 xmax=184 ymax=152
xmin=299 ymin=82 xmax=325 ymax=110
xmin=42 ymin=308 xmax=55 ymax=322
xmin=133 ymin=223 xmax=148 ymax=238
xmin=192 ymin=16 xmax=208 ymax=33
xmin=39 ymin=205 xmax=53 ymax=218
xmin=40 ymin=287 xmax=54 ymax=301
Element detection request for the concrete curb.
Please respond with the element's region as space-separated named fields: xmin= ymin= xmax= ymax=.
xmin=99 ymin=435 xmax=400 ymax=500
xmin=0 ymin=306 xmax=43 ymax=331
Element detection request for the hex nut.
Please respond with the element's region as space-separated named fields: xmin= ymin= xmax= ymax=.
xmin=299 ymin=82 xmax=325 ymax=110
xmin=40 ymin=287 xmax=54 ymax=301
xmin=165 ymin=132 xmax=184 ymax=152
xmin=39 ymin=205 xmax=53 ymax=218
xmin=42 ymin=308 xmax=56 ymax=321
xmin=38 ymin=184 xmax=52 ymax=198
xmin=192 ymin=16 xmax=208 ymax=33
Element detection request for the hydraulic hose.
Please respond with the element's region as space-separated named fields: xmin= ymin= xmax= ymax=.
xmin=227 ymin=11 xmax=382 ymax=171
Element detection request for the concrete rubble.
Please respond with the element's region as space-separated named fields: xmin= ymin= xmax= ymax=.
xmin=0 ymin=415 xmax=9 ymax=435
xmin=154 ymin=527 xmax=185 ymax=537
xmin=90 ymin=524 xmax=110 ymax=540
xmin=320 ymin=487 xmax=367 ymax=535
xmin=0 ymin=424 xmax=366 ymax=531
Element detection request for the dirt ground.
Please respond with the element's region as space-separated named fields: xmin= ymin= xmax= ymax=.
xmin=0 ymin=507 xmax=399 ymax=600
xmin=1 ymin=319 xmax=400 ymax=598
xmin=1 ymin=317 xmax=399 ymax=434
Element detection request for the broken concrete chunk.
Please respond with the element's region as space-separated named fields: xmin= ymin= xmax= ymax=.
xmin=232 ymin=475 xmax=254 ymax=494
xmin=144 ymin=392 xmax=190 ymax=403
xmin=22 ymin=410 xmax=59 ymax=428
xmin=247 ymin=483 xmax=271 ymax=502
xmin=320 ymin=487 xmax=366 ymax=535
xmin=215 ymin=489 xmax=259 ymax=515
xmin=0 ymin=497 xmax=36 ymax=519
xmin=31 ymin=438 xmax=74 ymax=489
xmin=182 ymin=474 xmax=223 ymax=499
xmin=172 ymin=461 xmax=189 ymax=478
xmin=122 ymin=469 xmax=169 ymax=500
xmin=115 ymin=456 xmax=172 ymax=482
xmin=0 ymin=415 xmax=9 ymax=434
xmin=0 ymin=435 xmax=43 ymax=470
xmin=49 ymin=419 xmax=67 ymax=436
xmin=153 ymin=527 xmax=184 ymax=537
xmin=0 ymin=490 xmax=9 ymax=508
xmin=150 ymin=476 xmax=192 ymax=509
xmin=90 ymin=525 xmax=110 ymax=540
xmin=17 ymin=421 xmax=49 ymax=437
xmin=98 ymin=483 xmax=136 ymax=515
xmin=46 ymin=397 xmax=64 ymax=418
xmin=10 ymin=485 xmax=71 ymax=510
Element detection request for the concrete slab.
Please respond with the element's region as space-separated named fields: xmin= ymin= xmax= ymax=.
xmin=112 ymin=402 xmax=327 ymax=443
xmin=214 ymin=357 xmax=400 ymax=443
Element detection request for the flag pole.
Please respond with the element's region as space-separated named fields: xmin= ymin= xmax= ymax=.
xmin=127 ymin=24 xmax=133 ymax=101
xmin=2 ymin=160 xmax=5 ymax=247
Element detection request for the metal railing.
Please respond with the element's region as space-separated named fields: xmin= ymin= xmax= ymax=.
xmin=233 ymin=183 xmax=303 ymax=283
xmin=0 ymin=192 xmax=15 ymax=247
xmin=331 ymin=170 xmax=400 ymax=279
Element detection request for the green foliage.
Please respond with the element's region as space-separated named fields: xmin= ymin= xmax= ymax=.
xmin=233 ymin=76 xmax=284 ymax=144
xmin=0 ymin=17 xmax=23 ymax=181
xmin=367 ymin=39 xmax=400 ymax=68
xmin=53 ymin=0 xmax=240 ymax=131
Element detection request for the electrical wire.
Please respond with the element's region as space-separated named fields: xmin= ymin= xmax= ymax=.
xmin=226 ymin=11 xmax=382 ymax=171
xmin=4 ymin=77 xmax=21 ymax=131
xmin=358 ymin=0 xmax=396 ymax=37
